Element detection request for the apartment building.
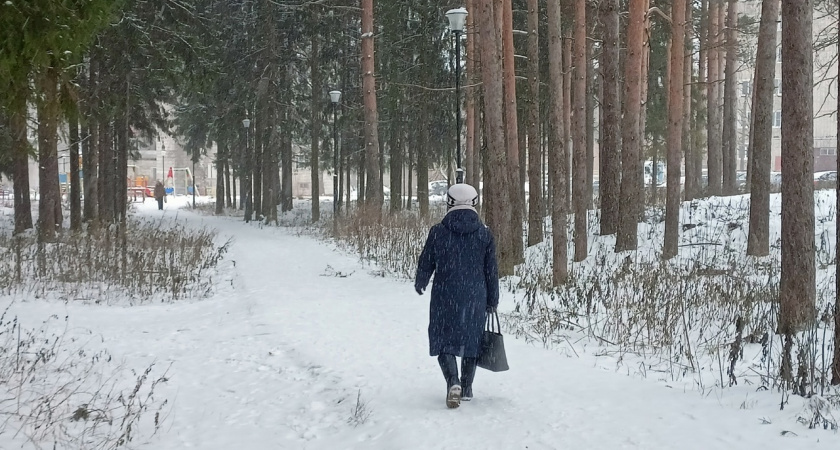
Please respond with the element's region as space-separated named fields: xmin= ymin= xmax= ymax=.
xmin=736 ymin=1 xmax=837 ymax=172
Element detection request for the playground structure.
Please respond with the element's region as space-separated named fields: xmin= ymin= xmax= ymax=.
xmin=127 ymin=166 xmax=150 ymax=202
xmin=166 ymin=167 xmax=194 ymax=196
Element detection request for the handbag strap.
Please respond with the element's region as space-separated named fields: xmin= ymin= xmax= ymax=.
xmin=485 ymin=310 xmax=502 ymax=334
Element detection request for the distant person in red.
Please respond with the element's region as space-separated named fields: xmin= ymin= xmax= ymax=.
xmin=154 ymin=181 xmax=166 ymax=210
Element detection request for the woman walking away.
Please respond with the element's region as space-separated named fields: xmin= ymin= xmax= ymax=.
xmin=154 ymin=180 xmax=166 ymax=210
xmin=414 ymin=183 xmax=499 ymax=409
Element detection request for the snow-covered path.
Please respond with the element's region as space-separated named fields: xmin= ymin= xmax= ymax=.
xmin=6 ymin=202 xmax=838 ymax=449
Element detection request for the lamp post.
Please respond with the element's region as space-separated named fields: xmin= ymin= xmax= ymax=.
xmin=329 ymin=90 xmax=341 ymax=233
xmin=242 ymin=117 xmax=252 ymax=222
xmin=446 ymin=7 xmax=468 ymax=184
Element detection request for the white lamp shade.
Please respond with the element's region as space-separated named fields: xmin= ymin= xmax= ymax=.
xmin=242 ymin=118 xmax=251 ymax=128
xmin=445 ymin=7 xmax=468 ymax=33
xmin=329 ymin=90 xmax=342 ymax=103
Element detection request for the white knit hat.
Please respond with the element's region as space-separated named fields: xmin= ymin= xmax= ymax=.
xmin=446 ymin=183 xmax=479 ymax=212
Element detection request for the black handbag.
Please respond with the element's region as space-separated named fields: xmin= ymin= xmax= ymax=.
xmin=477 ymin=311 xmax=509 ymax=372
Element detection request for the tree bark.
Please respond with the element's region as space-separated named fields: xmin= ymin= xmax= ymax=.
xmin=599 ymin=0 xmax=620 ymax=236
xmin=478 ymin=0 xmax=513 ymax=275
xmin=616 ymin=0 xmax=646 ymax=252
xmin=310 ymin=13 xmax=322 ymax=222
xmin=526 ymin=0 xmax=542 ymax=247
xmin=572 ymin=0 xmax=587 ymax=262
xmin=281 ymin=107 xmax=293 ymax=213
xmin=586 ymin=21 xmax=595 ymax=211
xmin=361 ymin=0 xmax=382 ymax=211
xmin=778 ymin=0 xmax=815 ymax=335
xmin=36 ymin=66 xmax=61 ymax=241
xmin=501 ymin=0 xmax=524 ymax=267
xmin=707 ymin=0 xmax=722 ymax=196
xmin=721 ymin=0 xmax=739 ymax=195
xmin=747 ymin=0 xmax=780 ymax=257
xmin=664 ymin=0 xmax=686 ymax=260
xmin=835 ymin=0 xmax=840 ymax=386
xmin=68 ymin=103 xmax=81 ymax=231
xmin=563 ymin=36 xmax=572 ymax=211
xmin=389 ymin=105 xmax=402 ymax=212
xmin=547 ymin=0 xmax=567 ymax=285
xmin=465 ymin=0 xmax=478 ymax=189
xmin=10 ymin=97 xmax=33 ymax=234
xmin=215 ymin=142 xmax=226 ymax=215
xmin=693 ymin=0 xmax=708 ymax=198
xmin=683 ymin=2 xmax=695 ymax=202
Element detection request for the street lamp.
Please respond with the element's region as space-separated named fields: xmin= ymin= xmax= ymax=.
xmin=242 ymin=117 xmax=252 ymax=222
xmin=329 ymin=90 xmax=341 ymax=233
xmin=446 ymin=7 xmax=468 ymax=184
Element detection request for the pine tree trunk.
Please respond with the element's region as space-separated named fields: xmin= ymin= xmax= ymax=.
xmin=281 ymin=109 xmax=293 ymax=213
xmin=389 ymin=109 xmax=402 ymax=212
xmin=586 ymin=28 xmax=595 ymax=211
xmin=707 ymin=0 xmax=722 ymax=196
xmin=37 ymin=66 xmax=61 ymax=241
xmin=98 ymin=120 xmax=112 ymax=223
xmin=465 ymin=0 xmax=478 ymax=189
xmin=721 ymin=0 xmax=739 ymax=195
xmin=664 ymin=0 xmax=686 ymax=260
xmin=68 ymin=104 xmax=81 ymax=231
xmin=834 ymin=0 xmax=840 ymax=386
xmin=616 ymin=0 xmax=646 ymax=252
xmin=599 ymin=0 xmax=620 ymax=236
xmin=501 ymin=0 xmax=523 ymax=267
xmin=563 ymin=36 xmax=572 ymax=211
xmin=683 ymin=2 xmax=695 ymax=202
xmin=694 ymin=0 xmax=708 ymax=198
xmin=361 ymin=0 xmax=382 ymax=211
xmin=747 ymin=0 xmax=780 ymax=257
xmin=572 ymin=0 xmax=587 ymax=262
xmin=547 ymin=0 xmax=568 ymax=286
xmin=310 ymin=14 xmax=321 ymax=222
xmin=10 ymin=98 xmax=33 ymax=234
xmin=639 ymin=0 xmax=651 ymax=217
xmin=526 ymin=0 xmax=543 ymax=247
xmin=253 ymin=117 xmax=264 ymax=217
xmin=117 ymin=79 xmax=129 ymax=224
xmin=416 ymin=96 xmax=429 ymax=218
xmin=478 ymin=0 xmax=513 ymax=275
xmin=216 ymin=142 xmax=226 ymax=215
xmin=778 ymin=0 xmax=815 ymax=335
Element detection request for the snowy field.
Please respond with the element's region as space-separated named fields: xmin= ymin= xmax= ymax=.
xmin=1 ymin=194 xmax=839 ymax=449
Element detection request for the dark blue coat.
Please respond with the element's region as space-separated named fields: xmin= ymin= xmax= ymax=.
xmin=414 ymin=209 xmax=499 ymax=358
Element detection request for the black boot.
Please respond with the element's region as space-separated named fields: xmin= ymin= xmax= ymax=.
xmin=437 ymin=354 xmax=461 ymax=408
xmin=460 ymin=357 xmax=477 ymax=401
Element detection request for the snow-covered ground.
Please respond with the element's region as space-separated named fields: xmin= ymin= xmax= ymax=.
xmin=2 ymin=195 xmax=839 ymax=449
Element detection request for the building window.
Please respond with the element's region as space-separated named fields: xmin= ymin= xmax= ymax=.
xmin=819 ymin=147 xmax=837 ymax=156
xmin=773 ymin=110 xmax=781 ymax=128
xmin=774 ymin=79 xmax=781 ymax=96
xmin=740 ymin=81 xmax=751 ymax=97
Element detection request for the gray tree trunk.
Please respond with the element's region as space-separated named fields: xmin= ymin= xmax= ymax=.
xmin=572 ymin=0 xmax=588 ymax=262
xmin=778 ymin=0 xmax=815 ymax=339
xmin=747 ymin=0 xmax=780 ymax=257
xmin=526 ymin=0 xmax=543 ymax=247
xmin=361 ymin=0 xmax=383 ymax=211
xmin=546 ymin=0 xmax=568 ymax=285
xmin=616 ymin=0 xmax=646 ymax=252
xmin=599 ymin=0 xmax=620 ymax=236
xmin=664 ymin=0 xmax=686 ymax=260
xmin=721 ymin=0 xmax=739 ymax=195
